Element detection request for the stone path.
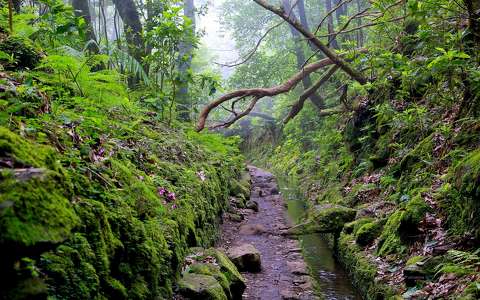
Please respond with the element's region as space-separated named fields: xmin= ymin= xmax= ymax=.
xmin=217 ymin=166 xmax=319 ymax=300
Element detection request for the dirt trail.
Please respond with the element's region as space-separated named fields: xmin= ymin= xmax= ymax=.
xmin=218 ymin=166 xmax=318 ymax=300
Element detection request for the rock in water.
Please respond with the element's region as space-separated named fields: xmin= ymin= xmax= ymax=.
xmin=227 ymin=244 xmax=261 ymax=272
xmin=178 ymin=273 xmax=228 ymax=300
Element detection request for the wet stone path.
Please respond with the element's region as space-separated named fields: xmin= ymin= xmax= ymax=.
xmin=217 ymin=166 xmax=319 ymax=300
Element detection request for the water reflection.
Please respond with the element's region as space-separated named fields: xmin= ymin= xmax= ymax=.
xmin=279 ymin=178 xmax=362 ymax=300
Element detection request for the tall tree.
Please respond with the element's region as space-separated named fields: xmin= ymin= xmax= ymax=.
xmin=72 ymin=0 xmax=98 ymax=53
xmin=464 ymin=0 xmax=480 ymax=48
xmin=176 ymin=0 xmax=195 ymax=121
xmin=282 ymin=0 xmax=325 ymax=110
xmin=325 ymin=0 xmax=339 ymax=48
xmin=112 ymin=0 xmax=144 ymax=64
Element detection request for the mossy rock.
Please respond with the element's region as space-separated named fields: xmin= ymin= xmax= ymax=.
xmin=343 ymin=217 xmax=374 ymax=235
xmin=178 ymin=273 xmax=228 ymax=300
xmin=184 ymin=248 xmax=246 ymax=299
xmin=205 ymin=248 xmax=246 ymax=299
xmin=377 ymin=195 xmax=430 ymax=256
xmin=355 ymin=219 xmax=384 ymax=247
xmin=311 ymin=205 xmax=357 ymax=233
xmin=0 ymin=35 xmax=42 ymax=70
xmin=0 ymin=128 xmax=78 ymax=248
xmin=230 ymin=179 xmax=250 ymax=200
xmin=336 ymin=232 xmax=398 ymax=299
xmin=287 ymin=205 xmax=357 ymax=235
xmin=187 ymin=264 xmax=232 ymax=299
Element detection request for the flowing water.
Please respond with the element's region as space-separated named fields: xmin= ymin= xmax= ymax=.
xmin=278 ymin=177 xmax=362 ymax=300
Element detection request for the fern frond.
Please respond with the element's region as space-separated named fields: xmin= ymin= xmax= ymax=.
xmin=110 ymin=48 xmax=150 ymax=86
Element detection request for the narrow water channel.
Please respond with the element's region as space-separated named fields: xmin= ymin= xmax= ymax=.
xmin=277 ymin=177 xmax=361 ymax=300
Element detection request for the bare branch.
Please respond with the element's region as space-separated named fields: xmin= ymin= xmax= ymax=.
xmin=197 ymin=57 xmax=336 ymax=131
xmin=215 ymin=20 xmax=285 ymax=67
xmin=253 ymin=0 xmax=367 ymax=84
xmin=283 ymin=65 xmax=339 ymax=124
xmin=214 ymin=0 xmax=301 ymax=67
xmin=209 ymin=97 xmax=260 ymax=130
xmin=319 ymin=16 xmax=406 ymax=38
xmin=315 ymin=0 xmax=357 ymax=35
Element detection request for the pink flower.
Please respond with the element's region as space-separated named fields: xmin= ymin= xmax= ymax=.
xmin=167 ymin=192 xmax=176 ymax=201
xmin=157 ymin=187 xmax=166 ymax=196
xmin=171 ymin=204 xmax=177 ymax=209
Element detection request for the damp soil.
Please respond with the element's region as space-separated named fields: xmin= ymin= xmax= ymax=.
xmin=218 ymin=166 xmax=317 ymax=299
xmin=217 ymin=166 xmax=361 ymax=300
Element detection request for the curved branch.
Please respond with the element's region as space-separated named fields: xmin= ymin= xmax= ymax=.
xmin=253 ymin=0 xmax=367 ymax=84
xmin=319 ymin=16 xmax=406 ymax=38
xmin=315 ymin=0 xmax=356 ymax=35
xmin=284 ymin=65 xmax=339 ymax=124
xmin=215 ymin=20 xmax=285 ymax=67
xmin=209 ymin=97 xmax=260 ymax=130
xmin=196 ymin=57 xmax=338 ymax=131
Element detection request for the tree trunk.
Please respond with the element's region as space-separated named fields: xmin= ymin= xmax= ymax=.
xmin=12 ymin=0 xmax=21 ymax=13
xmin=356 ymin=0 xmax=364 ymax=47
xmin=112 ymin=0 xmax=144 ymax=63
xmin=296 ymin=0 xmax=319 ymax=53
xmin=283 ymin=0 xmax=325 ymax=109
xmin=464 ymin=0 xmax=480 ymax=49
xmin=177 ymin=0 xmax=195 ymax=121
xmin=254 ymin=0 xmax=367 ymax=84
xmin=72 ymin=0 xmax=98 ymax=53
xmin=325 ymin=0 xmax=339 ymax=48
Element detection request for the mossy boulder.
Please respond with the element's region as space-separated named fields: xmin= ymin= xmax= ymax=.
xmin=287 ymin=205 xmax=357 ymax=235
xmin=230 ymin=178 xmax=250 ymax=200
xmin=183 ymin=248 xmax=246 ymax=299
xmin=204 ymin=248 xmax=246 ymax=299
xmin=0 ymin=128 xmax=78 ymax=248
xmin=344 ymin=217 xmax=374 ymax=235
xmin=440 ymin=150 xmax=480 ymax=240
xmin=355 ymin=219 xmax=384 ymax=246
xmin=0 ymin=36 xmax=42 ymax=70
xmin=312 ymin=205 xmax=357 ymax=233
xmin=178 ymin=273 xmax=228 ymax=300
xmin=377 ymin=195 xmax=430 ymax=256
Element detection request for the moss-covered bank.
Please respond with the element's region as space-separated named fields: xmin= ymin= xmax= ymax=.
xmin=244 ymin=89 xmax=480 ymax=298
xmin=0 ymin=41 xmax=246 ymax=299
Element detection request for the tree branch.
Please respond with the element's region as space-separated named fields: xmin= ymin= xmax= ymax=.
xmin=253 ymin=0 xmax=368 ymax=84
xmin=209 ymin=97 xmax=260 ymax=130
xmin=283 ymin=65 xmax=339 ymax=123
xmin=315 ymin=0 xmax=356 ymax=35
xmin=197 ymin=56 xmax=338 ymax=131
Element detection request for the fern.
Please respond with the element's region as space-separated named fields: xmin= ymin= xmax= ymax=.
xmin=110 ymin=48 xmax=150 ymax=86
xmin=434 ymin=249 xmax=480 ymax=277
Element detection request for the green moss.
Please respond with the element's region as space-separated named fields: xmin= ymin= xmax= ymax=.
xmin=377 ymin=195 xmax=430 ymax=256
xmin=406 ymin=255 xmax=425 ymax=266
xmin=343 ymin=217 xmax=374 ymax=235
xmin=204 ymin=248 xmax=246 ymax=298
xmin=0 ymin=35 xmax=42 ymax=70
xmin=188 ymin=263 xmax=232 ymax=299
xmin=178 ymin=273 xmax=228 ymax=300
xmin=355 ymin=220 xmax=384 ymax=246
xmin=0 ymin=128 xmax=78 ymax=247
xmin=311 ymin=205 xmax=357 ymax=232
xmin=395 ymin=134 xmax=435 ymax=191
xmin=440 ymin=150 xmax=480 ymax=239
xmin=337 ymin=233 xmax=398 ymax=299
